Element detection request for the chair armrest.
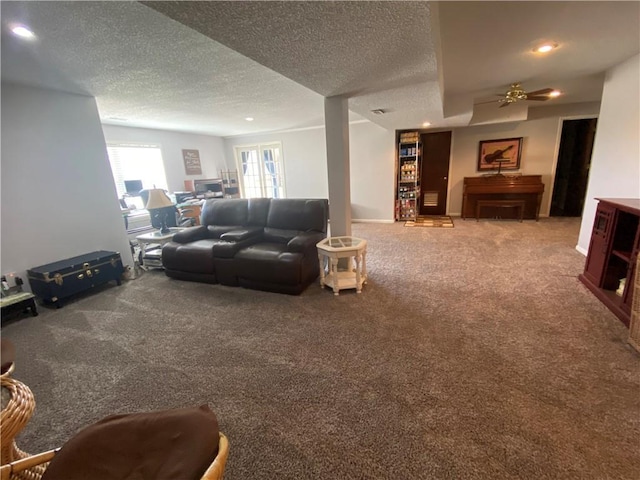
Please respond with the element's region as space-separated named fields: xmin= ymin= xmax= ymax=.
xmin=171 ymin=226 xmax=208 ymax=243
xmin=287 ymin=233 xmax=326 ymax=253
xmin=201 ymin=433 xmax=229 ymax=480
xmin=0 ymin=448 xmax=59 ymax=480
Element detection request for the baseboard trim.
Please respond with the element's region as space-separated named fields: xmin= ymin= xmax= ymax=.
xmin=575 ymin=245 xmax=587 ymax=256
xmin=352 ymin=219 xmax=395 ymax=224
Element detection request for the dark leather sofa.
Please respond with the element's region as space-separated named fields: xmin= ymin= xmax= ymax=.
xmin=162 ymin=198 xmax=329 ymax=295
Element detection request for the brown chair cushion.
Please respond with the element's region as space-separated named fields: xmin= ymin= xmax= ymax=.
xmin=42 ymin=404 xmax=219 ymax=480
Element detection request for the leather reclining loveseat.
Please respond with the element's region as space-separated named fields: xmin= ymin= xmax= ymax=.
xmin=161 ymin=198 xmax=329 ymax=295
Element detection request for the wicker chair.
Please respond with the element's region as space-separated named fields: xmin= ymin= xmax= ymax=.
xmin=1 ymin=371 xmax=48 ymax=480
xmin=1 ymin=340 xmax=229 ymax=480
xmin=0 ymin=432 xmax=229 ymax=480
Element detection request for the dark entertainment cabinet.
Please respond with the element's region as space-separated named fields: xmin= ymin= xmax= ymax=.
xmin=579 ymin=198 xmax=640 ymax=326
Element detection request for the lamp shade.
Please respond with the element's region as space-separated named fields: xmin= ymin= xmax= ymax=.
xmin=145 ymin=189 xmax=174 ymax=209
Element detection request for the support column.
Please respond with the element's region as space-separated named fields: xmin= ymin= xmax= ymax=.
xmin=324 ymin=96 xmax=351 ymax=237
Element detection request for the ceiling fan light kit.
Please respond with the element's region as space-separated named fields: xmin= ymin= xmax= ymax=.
xmin=533 ymin=42 xmax=558 ymax=53
xmin=480 ymin=83 xmax=557 ymax=108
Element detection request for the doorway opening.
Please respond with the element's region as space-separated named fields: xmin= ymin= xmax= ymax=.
xmin=550 ymin=118 xmax=597 ymax=217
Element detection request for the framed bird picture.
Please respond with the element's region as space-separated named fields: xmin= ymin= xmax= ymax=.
xmin=477 ymin=137 xmax=523 ymax=172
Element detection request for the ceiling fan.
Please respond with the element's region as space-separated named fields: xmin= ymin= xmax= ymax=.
xmin=477 ymin=83 xmax=556 ymax=108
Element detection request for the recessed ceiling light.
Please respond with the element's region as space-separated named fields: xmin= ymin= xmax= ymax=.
xmin=371 ymin=109 xmax=385 ymax=115
xmin=11 ymin=25 xmax=36 ymax=39
xmin=533 ymin=43 xmax=558 ymax=53
xmin=422 ymin=122 xmax=431 ymax=127
xmin=549 ymin=90 xmax=561 ymax=98
xmin=245 ymin=117 xmax=254 ymax=122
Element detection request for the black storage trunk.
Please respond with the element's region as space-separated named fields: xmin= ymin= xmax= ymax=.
xmin=27 ymin=250 xmax=124 ymax=307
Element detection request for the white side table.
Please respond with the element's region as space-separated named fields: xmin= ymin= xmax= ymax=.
xmin=136 ymin=227 xmax=185 ymax=269
xmin=316 ymin=236 xmax=367 ymax=295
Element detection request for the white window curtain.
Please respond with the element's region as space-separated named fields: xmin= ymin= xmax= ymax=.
xmin=107 ymin=143 xmax=168 ymax=199
xmin=234 ymin=142 xmax=286 ymax=198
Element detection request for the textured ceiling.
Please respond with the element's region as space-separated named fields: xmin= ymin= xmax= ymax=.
xmin=0 ymin=1 xmax=329 ymax=136
xmin=1 ymin=1 xmax=638 ymax=137
xmin=142 ymin=1 xmax=437 ymax=97
xmin=142 ymin=0 xmax=439 ymax=131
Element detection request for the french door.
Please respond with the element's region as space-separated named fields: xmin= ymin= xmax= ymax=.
xmin=234 ymin=143 xmax=286 ymax=198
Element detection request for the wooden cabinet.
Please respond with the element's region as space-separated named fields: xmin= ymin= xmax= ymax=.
xmin=579 ymin=198 xmax=640 ymax=326
xmin=395 ymin=131 xmax=421 ymax=221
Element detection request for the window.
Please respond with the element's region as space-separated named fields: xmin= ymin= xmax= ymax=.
xmin=234 ymin=142 xmax=286 ymax=198
xmin=107 ymin=143 xmax=168 ymax=207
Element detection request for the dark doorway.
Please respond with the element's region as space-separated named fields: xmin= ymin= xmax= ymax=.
xmin=419 ymin=131 xmax=452 ymax=216
xmin=550 ymin=118 xmax=597 ymax=217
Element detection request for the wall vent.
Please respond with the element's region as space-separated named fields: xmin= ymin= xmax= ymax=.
xmin=423 ymin=191 xmax=438 ymax=207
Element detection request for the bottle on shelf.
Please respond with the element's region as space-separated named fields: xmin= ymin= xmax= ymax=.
xmin=396 ymin=131 xmax=421 ymax=221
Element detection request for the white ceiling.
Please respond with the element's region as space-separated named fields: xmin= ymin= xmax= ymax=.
xmin=1 ymin=1 xmax=638 ymax=137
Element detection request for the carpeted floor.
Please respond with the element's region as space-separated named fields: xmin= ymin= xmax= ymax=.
xmin=2 ymin=218 xmax=639 ymax=479
xmin=405 ymin=216 xmax=454 ymax=228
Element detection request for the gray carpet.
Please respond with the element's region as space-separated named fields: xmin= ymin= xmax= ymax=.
xmin=2 ymin=218 xmax=639 ymax=479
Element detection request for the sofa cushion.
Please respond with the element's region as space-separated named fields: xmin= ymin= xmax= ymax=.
xmin=263 ymin=227 xmax=301 ymax=244
xmin=247 ymin=198 xmax=271 ymax=226
xmin=201 ymin=198 xmax=248 ymax=227
xmin=234 ymin=243 xmax=304 ymax=285
xmin=266 ymin=199 xmax=328 ymax=233
xmin=162 ymin=240 xmax=218 ymax=274
xmin=41 ymin=404 xmax=219 ymax=480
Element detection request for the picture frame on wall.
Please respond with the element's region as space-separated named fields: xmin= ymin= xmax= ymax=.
xmin=477 ymin=137 xmax=523 ymax=172
xmin=182 ymin=149 xmax=202 ymax=175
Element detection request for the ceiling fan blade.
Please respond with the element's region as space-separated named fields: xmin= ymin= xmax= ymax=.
xmin=499 ymin=102 xmax=511 ymax=108
xmin=526 ymin=88 xmax=554 ymax=96
xmin=525 ymin=95 xmax=550 ymax=101
xmin=474 ymin=100 xmax=500 ymax=105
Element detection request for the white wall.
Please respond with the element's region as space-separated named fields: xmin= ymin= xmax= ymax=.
xmin=1 ymin=83 xmax=134 ymax=286
xmin=223 ymin=127 xmax=329 ymax=199
xmin=349 ymin=122 xmax=395 ymax=221
xmin=223 ymin=121 xmax=395 ymax=221
xmin=101 ymin=124 xmax=226 ymax=193
xmin=577 ymin=54 xmax=640 ymax=253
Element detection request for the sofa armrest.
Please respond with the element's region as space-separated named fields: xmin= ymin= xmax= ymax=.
xmin=287 ymin=233 xmax=326 ymax=253
xmin=220 ymin=227 xmax=263 ymax=242
xmin=171 ymin=226 xmax=208 ymax=244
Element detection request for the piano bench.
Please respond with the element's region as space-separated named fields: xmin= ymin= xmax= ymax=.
xmin=476 ymin=199 xmax=525 ymax=222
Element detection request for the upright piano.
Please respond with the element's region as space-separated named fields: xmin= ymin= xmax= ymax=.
xmin=462 ymin=175 xmax=544 ymax=220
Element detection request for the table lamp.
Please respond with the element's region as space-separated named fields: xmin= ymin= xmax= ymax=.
xmin=145 ymin=189 xmax=174 ymax=234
